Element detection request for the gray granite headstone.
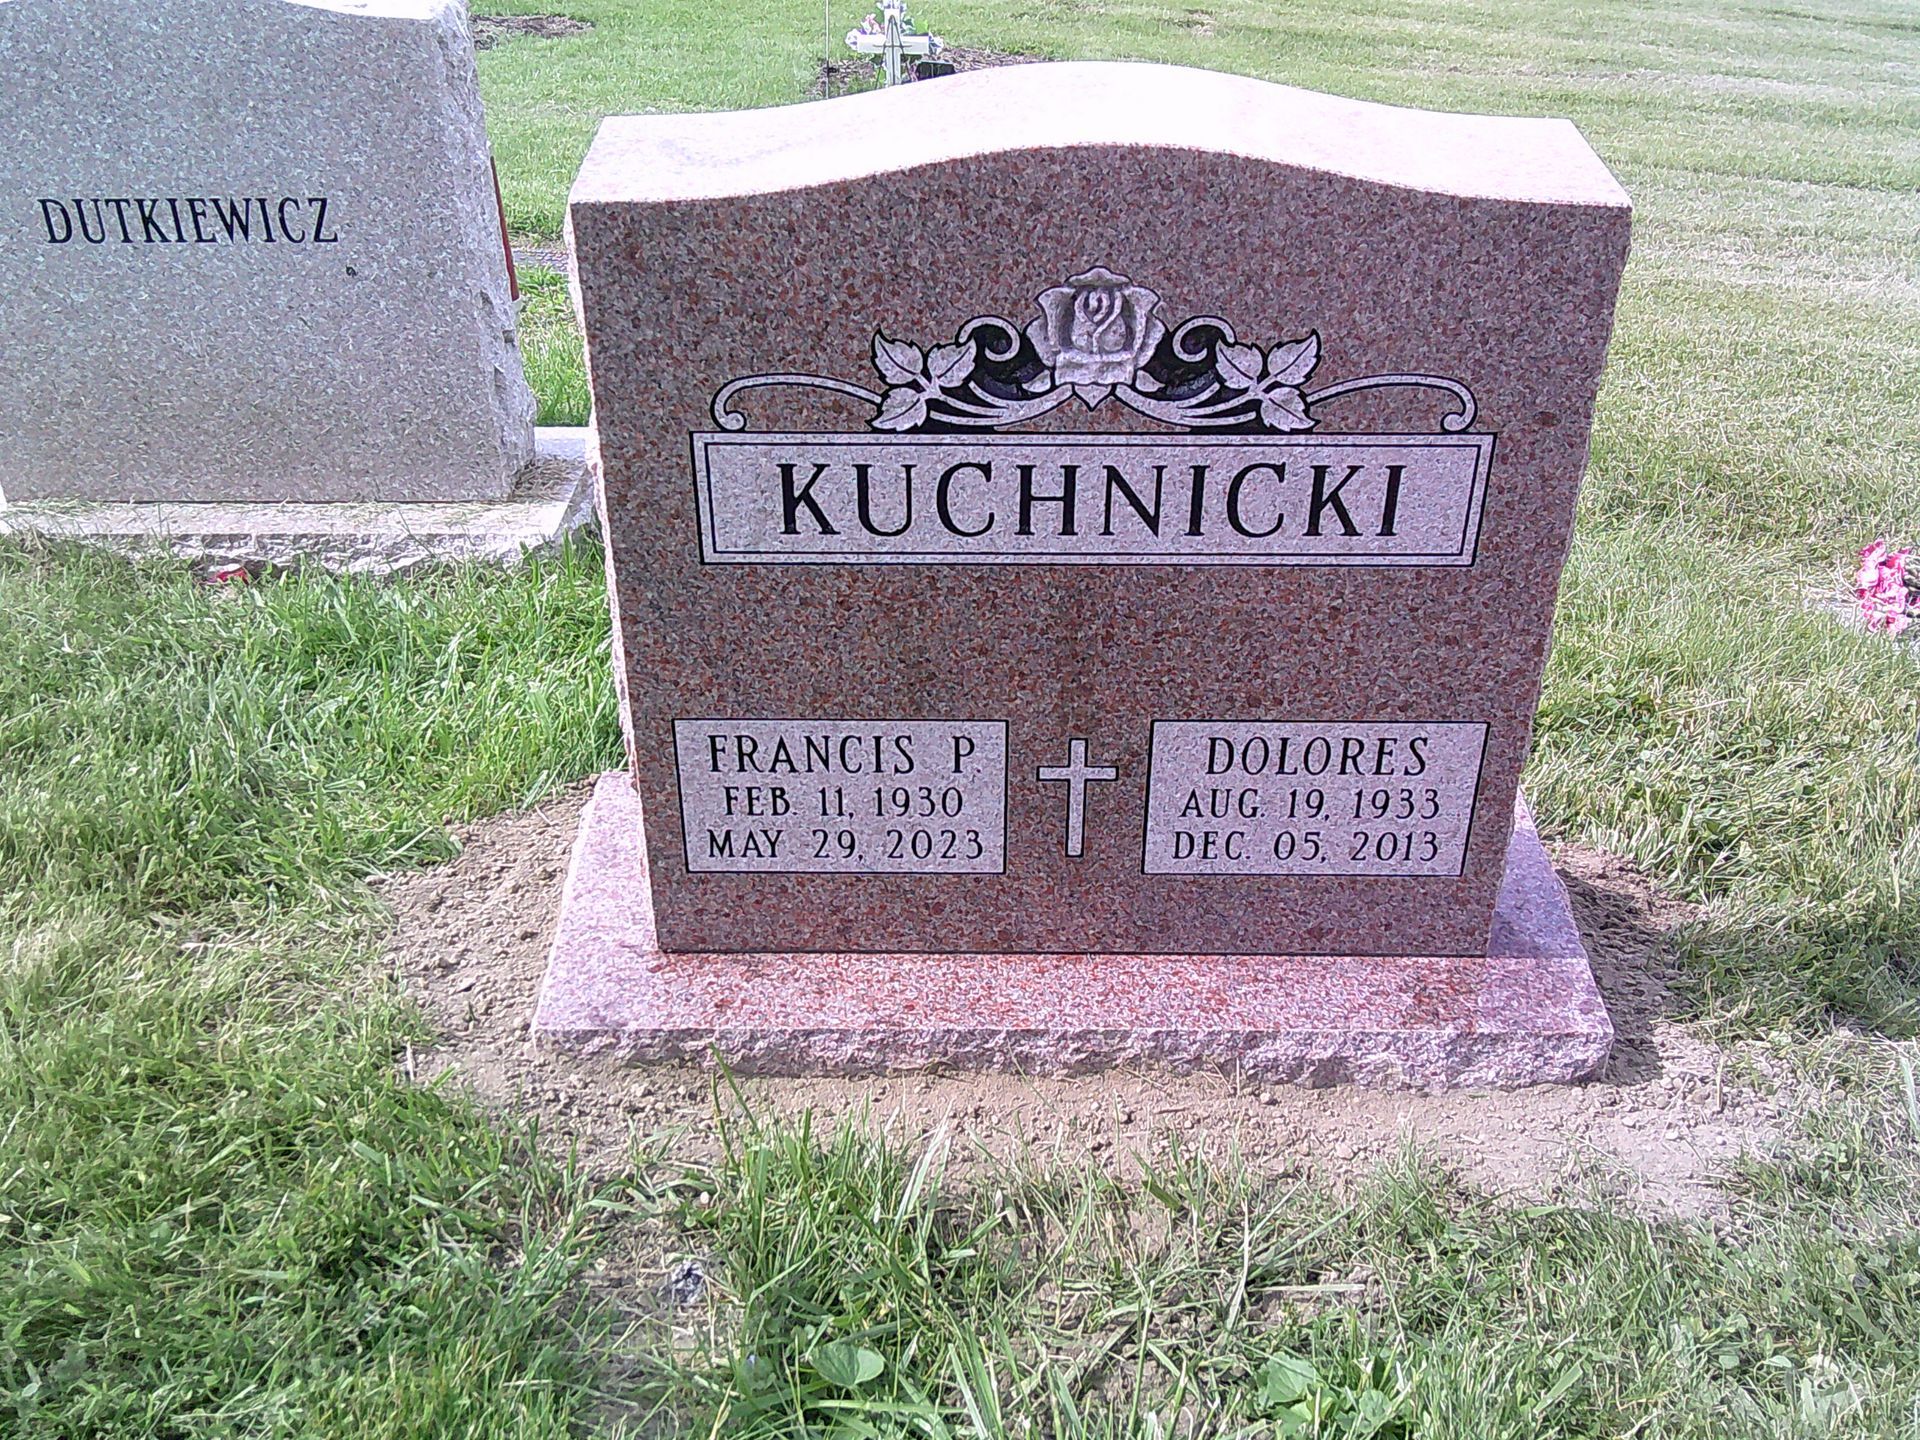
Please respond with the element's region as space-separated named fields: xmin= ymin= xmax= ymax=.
xmin=0 ymin=0 xmax=535 ymax=503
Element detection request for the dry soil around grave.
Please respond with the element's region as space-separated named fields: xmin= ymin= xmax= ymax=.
xmin=383 ymin=782 xmax=1791 ymax=1222
xmin=815 ymin=46 xmax=1046 ymax=99
xmin=471 ymin=14 xmax=592 ymax=50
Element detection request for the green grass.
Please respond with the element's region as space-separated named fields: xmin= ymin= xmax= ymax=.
xmin=1 ymin=549 xmax=621 ymax=1436
xmin=3 ymin=0 xmax=1919 ymax=1434
xmin=628 ymin=1078 xmax=1920 ymax=1436
xmin=520 ymin=267 xmax=592 ymax=427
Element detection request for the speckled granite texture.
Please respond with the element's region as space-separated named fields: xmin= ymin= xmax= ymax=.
xmin=568 ymin=63 xmax=1631 ymax=958
xmin=0 ymin=0 xmax=535 ymax=503
xmin=534 ymin=774 xmax=1611 ymax=1087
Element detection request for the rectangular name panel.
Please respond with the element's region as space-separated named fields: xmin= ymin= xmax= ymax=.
xmin=1143 ymin=721 xmax=1489 ymax=876
xmin=674 ymin=718 xmax=1008 ymax=874
xmin=693 ymin=432 xmax=1491 ymax=566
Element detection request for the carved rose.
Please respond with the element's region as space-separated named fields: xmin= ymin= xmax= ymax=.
xmin=1026 ymin=267 xmax=1166 ymax=400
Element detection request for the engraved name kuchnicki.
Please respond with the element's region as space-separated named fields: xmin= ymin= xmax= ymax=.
xmin=693 ymin=267 xmax=1494 ymax=566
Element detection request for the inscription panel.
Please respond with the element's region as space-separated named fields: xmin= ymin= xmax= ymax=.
xmin=674 ymin=718 xmax=1008 ymax=874
xmin=694 ymin=433 xmax=1492 ymax=566
xmin=1143 ymin=721 xmax=1489 ymax=876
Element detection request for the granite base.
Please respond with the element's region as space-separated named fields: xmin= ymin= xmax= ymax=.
xmin=533 ymin=774 xmax=1613 ymax=1089
xmin=0 ymin=428 xmax=595 ymax=575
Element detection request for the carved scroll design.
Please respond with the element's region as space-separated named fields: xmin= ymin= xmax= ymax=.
xmin=711 ymin=267 xmax=1478 ymax=436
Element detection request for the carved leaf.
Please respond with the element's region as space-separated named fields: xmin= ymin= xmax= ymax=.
xmin=872 ymin=386 xmax=929 ymax=431
xmin=1216 ymin=342 xmax=1265 ymax=390
xmin=1266 ymin=334 xmax=1320 ymax=386
xmin=872 ymin=333 xmax=925 ymax=387
xmin=926 ymin=341 xmax=975 ymax=390
xmin=1259 ymin=387 xmax=1314 ymax=432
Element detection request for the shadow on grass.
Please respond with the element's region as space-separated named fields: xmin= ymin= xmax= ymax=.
xmin=1557 ymin=858 xmax=1689 ymax=1085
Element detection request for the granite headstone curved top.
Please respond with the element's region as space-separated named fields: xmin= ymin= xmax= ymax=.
xmin=547 ymin=63 xmax=1632 ymax=1085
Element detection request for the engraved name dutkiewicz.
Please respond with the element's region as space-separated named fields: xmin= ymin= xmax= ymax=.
xmin=36 ymin=195 xmax=340 ymax=246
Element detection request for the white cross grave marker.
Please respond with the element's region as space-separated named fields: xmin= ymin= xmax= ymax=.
xmin=845 ymin=1 xmax=942 ymax=88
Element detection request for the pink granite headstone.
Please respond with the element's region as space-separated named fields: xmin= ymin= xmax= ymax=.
xmin=545 ymin=62 xmax=1631 ymax=1086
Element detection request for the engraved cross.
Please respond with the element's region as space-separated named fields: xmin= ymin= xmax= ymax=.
xmin=1036 ymin=738 xmax=1119 ymax=858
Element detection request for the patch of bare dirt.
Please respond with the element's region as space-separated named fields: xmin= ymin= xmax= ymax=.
xmin=814 ymin=47 xmax=1046 ymax=99
xmin=384 ymin=785 xmax=1791 ymax=1222
xmin=472 ymin=13 xmax=591 ymax=50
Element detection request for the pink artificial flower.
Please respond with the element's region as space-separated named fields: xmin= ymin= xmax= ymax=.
xmin=1856 ymin=539 xmax=1890 ymax=590
xmin=1856 ymin=538 xmax=1912 ymax=635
